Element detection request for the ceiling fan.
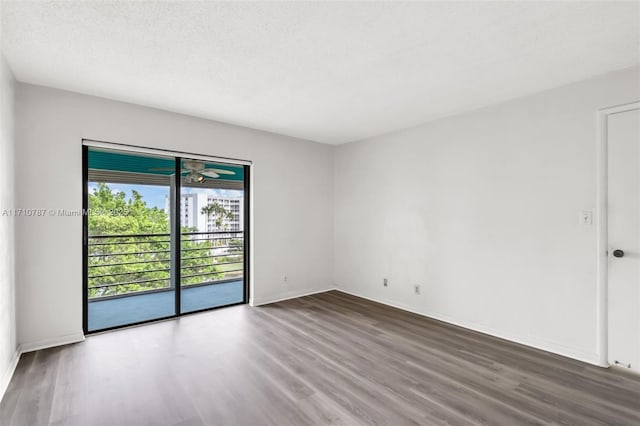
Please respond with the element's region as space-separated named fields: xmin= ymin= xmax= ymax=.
xmin=150 ymin=160 xmax=235 ymax=183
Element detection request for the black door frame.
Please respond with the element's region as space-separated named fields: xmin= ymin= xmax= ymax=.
xmin=82 ymin=141 xmax=251 ymax=334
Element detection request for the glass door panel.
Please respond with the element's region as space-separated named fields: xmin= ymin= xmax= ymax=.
xmin=179 ymin=158 xmax=245 ymax=313
xmin=84 ymin=146 xmax=249 ymax=333
xmin=86 ymin=147 xmax=176 ymax=331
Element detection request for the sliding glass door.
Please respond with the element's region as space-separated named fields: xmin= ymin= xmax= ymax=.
xmin=83 ymin=144 xmax=249 ymax=333
xmin=179 ymin=158 xmax=246 ymax=313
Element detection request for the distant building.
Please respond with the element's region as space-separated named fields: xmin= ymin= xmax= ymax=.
xmin=206 ymin=196 xmax=243 ymax=232
xmin=165 ymin=193 xmax=244 ymax=233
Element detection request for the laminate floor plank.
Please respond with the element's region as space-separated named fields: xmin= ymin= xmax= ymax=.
xmin=1 ymin=291 xmax=639 ymax=425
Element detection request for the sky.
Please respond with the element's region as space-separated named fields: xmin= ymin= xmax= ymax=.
xmin=88 ymin=182 xmax=243 ymax=210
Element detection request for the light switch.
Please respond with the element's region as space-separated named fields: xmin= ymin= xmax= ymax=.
xmin=580 ymin=211 xmax=593 ymax=225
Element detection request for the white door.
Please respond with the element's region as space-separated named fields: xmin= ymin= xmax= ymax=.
xmin=608 ymin=107 xmax=640 ymax=373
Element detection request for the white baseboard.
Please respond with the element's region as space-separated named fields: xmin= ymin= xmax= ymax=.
xmin=335 ymin=288 xmax=600 ymax=367
xmin=19 ymin=331 xmax=85 ymax=354
xmin=250 ymin=287 xmax=337 ymax=307
xmin=0 ymin=346 xmax=21 ymax=403
xmin=1 ymin=331 xmax=85 ymax=402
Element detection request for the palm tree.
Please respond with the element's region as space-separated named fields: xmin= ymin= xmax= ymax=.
xmin=201 ymin=202 xmax=233 ymax=231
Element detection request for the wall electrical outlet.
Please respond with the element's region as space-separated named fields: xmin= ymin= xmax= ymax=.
xmin=579 ymin=211 xmax=593 ymax=225
xmin=414 ymin=284 xmax=421 ymax=295
xmin=383 ymin=278 xmax=388 ymax=287
xmin=283 ymin=275 xmax=288 ymax=283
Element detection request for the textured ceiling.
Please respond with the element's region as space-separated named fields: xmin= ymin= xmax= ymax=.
xmin=1 ymin=1 xmax=639 ymax=144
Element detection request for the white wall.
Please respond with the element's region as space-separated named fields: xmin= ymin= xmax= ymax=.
xmin=334 ymin=66 xmax=640 ymax=365
xmin=0 ymin=54 xmax=18 ymax=397
xmin=15 ymin=84 xmax=334 ymax=349
xmin=12 ymin=65 xmax=640 ymax=366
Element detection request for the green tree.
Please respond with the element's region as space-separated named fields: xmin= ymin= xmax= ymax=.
xmin=201 ymin=202 xmax=233 ymax=230
xmin=198 ymin=202 xmax=243 ymax=280
xmin=88 ymin=183 xmax=172 ymax=297
xmin=89 ymin=183 xmax=168 ymax=236
xmin=87 ymin=183 xmax=234 ymax=298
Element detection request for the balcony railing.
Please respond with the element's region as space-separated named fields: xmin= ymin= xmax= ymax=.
xmin=87 ymin=230 xmax=244 ymax=300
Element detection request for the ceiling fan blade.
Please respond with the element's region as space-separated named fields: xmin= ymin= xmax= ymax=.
xmin=203 ymin=168 xmax=235 ymax=175
xmin=200 ymin=171 xmax=220 ymax=178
